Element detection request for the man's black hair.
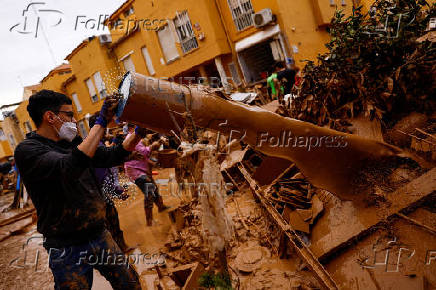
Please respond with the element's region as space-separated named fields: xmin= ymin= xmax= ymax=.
xmin=27 ymin=90 xmax=72 ymax=127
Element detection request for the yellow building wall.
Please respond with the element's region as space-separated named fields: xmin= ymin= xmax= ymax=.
xmin=0 ymin=122 xmax=13 ymax=159
xmin=110 ymin=0 xmax=231 ymax=79
xmin=1 ymin=116 xmax=24 ymax=151
xmin=112 ymin=30 xmax=149 ymax=76
xmin=358 ymin=0 xmax=374 ymax=11
xmin=278 ymin=0 xmax=344 ymax=64
xmin=0 ymin=141 xmax=12 ymax=160
xmin=215 ymin=0 xmax=281 ymax=43
xmin=14 ymin=100 xmax=36 ymax=135
xmin=105 ymin=0 xmax=368 ymax=88
xmin=215 ymin=0 xmax=357 ymax=65
xmin=107 ymin=0 xmax=137 ymax=44
xmin=22 ymin=84 xmax=42 ymax=100
xmin=41 ymin=70 xmax=73 ymax=93
xmin=65 ymin=37 xmax=121 ymax=122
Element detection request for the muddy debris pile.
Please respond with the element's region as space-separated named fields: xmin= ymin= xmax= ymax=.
xmin=162 ymin=201 xmax=212 ymax=267
xmin=162 ymin=196 xmax=266 ymax=270
xmin=160 ymin=184 xmax=323 ymax=289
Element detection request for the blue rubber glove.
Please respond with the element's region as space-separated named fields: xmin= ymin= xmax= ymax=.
xmin=95 ymin=94 xmax=121 ymax=128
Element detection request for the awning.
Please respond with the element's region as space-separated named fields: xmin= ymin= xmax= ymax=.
xmin=235 ymin=24 xmax=281 ymax=52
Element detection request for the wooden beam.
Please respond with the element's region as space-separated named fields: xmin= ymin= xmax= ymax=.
xmin=237 ymin=163 xmax=338 ymax=290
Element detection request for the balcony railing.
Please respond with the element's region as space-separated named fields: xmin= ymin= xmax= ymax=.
xmin=228 ymin=0 xmax=254 ymax=31
xmin=181 ymin=36 xmax=199 ymax=54
xmin=234 ymin=12 xmax=253 ymax=31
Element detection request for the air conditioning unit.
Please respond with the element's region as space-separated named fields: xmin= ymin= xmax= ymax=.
xmin=428 ymin=18 xmax=436 ymax=30
xmin=99 ymin=34 xmax=112 ymax=44
xmin=252 ymin=8 xmax=274 ymax=28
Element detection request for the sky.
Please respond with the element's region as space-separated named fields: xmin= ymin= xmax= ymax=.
xmin=0 ymin=0 xmax=126 ymax=106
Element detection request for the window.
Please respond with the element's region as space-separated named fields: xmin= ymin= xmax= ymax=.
xmin=24 ymin=121 xmax=32 ymax=133
xmin=124 ymin=7 xmax=134 ymax=17
xmin=93 ymin=72 xmax=107 ymax=99
xmin=227 ymin=0 xmax=254 ymax=31
xmin=85 ymin=78 xmax=98 ymax=103
xmin=238 ymin=40 xmax=277 ymax=83
xmin=157 ymin=24 xmax=179 ymax=63
xmin=341 ymin=0 xmax=346 ymax=6
xmin=330 ymin=0 xmax=335 ymax=6
xmin=72 ymin=93 xmax=82 ymax=112
xmin=0 ymin=129 xmax=6 ymax=141
xmin=174 ymin=11 xmax=198 ymax=54
xmin=58 ymin=71 xmax=71 ymax=75
xmin=111 ymin=18 xmax=123 ymax=30
xmin=270 ymin=39 xmax=285 ymax=61
xmin=8 ymin=134 xmax=16 ymax=148
xmin=141 ymin=47 xmax=155 ymax=75
xmin=228 ymin=62 xmax=242 ymax=86
xmin=78 ymin=121 xmax=88 ymax=138
xmin=123 ymin=56 xmax=136 ymax=72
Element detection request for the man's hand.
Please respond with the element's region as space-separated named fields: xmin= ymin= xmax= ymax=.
xmin=159 ymin=136 xmax=169 ymax=147
xmin=78 ymin=94 xmax=121 ymax=156
xmin=134 ymin=126 xmax=148 ymax=138
xmin=101 ymin=94 xmax=121 ymax=120
xmin=122 ymin=126 xmax=147 ymax=152
xmin=95 ymin=94 xmax=121 ymax=128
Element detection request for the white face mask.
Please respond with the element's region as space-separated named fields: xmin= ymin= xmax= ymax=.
xmin=54 ymin=116 xmax=78 ymax=142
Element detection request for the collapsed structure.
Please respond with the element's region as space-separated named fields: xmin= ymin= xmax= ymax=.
xmin=114 ymin=72 xmax=435 ymax=289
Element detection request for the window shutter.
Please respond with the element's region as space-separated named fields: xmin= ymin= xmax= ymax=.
xmin=85 ymin=78 xmax=98 ymax=102
xmin=72 ymin=93 xmax=82 ymax=112
xmin=123 ymin=56 xmax=136 ymax=72
xmin=142 ymin=47 xmax=155 ymax=75
xmin=158 ymin=24 xmax=179 ymax=62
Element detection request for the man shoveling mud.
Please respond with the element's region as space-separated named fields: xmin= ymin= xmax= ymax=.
xmin=14 ymin=90 xmax=144 ymax=289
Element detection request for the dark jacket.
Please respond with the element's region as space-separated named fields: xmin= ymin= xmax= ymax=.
xmin=14 ymin=132 xmax=130 ymax=248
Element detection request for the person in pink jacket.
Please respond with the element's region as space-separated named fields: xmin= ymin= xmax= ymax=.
xmin=124 ymin=130 xmax=169 ymax=226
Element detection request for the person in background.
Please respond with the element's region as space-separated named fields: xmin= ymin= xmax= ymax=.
xmin=294 ymin=66 xmax=302 ymax=87
xmin=267 ymin=63 xmax=282 ymax=101
xmin=14 ymin=90 xmax=144 ymax=289
xmin=124 ymin=131 xmax=169 ymax=226
xmin=0 ymin=160 xmax=12 ymax=196
xmin=3 ymin=158 xmax=27 ymax=211
xmin=276 ymin=62 xmax=297 ymax=96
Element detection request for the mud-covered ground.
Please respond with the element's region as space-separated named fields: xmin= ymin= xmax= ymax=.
xmin=0 ymin=168 xmax=180 ymax=290
xmin=0 ymin=168 xmax=323 ymax=289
